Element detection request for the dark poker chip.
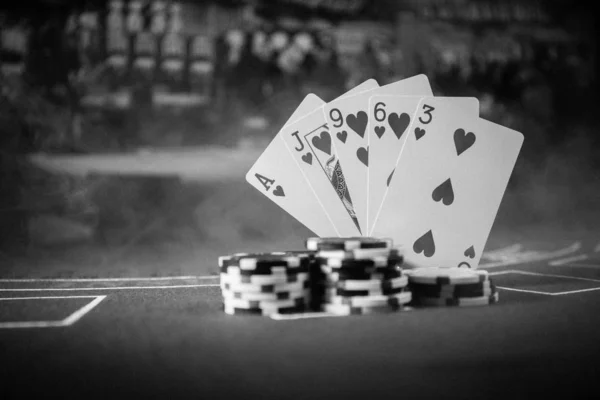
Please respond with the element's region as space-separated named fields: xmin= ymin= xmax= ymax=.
xmin=325 ymin=285 xmax=407 ymax=297
xmin=317 ymin=256 xmax=403 ymax=269
xmin=410 ymin=281 xmax=496 ymax=299
xmin=322 ymin=268 xmax=404 ymax=281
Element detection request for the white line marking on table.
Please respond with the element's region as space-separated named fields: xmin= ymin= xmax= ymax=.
xmin=494 ymin=286 xmax=554 ymax=296
xmin=482 ymin=244 xmax=523 ymax=258
xmin=549 ymin=254 xmax=590 ymax=266
xmin=0 ymin=295 xmax=106 ymax=329
xmin=0 ymin=276 xmax=218 ymax=283
xmin=552 ymin=287 xmax=600 ymax=296
xmin=504 ymin=269 xmax=600 ymax=283
xmin=480 ymin=242 xmax=581 ymax=269
xmin=0 ymin=284 xmax=220 ymax=292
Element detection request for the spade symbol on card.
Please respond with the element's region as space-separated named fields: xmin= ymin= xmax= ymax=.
xmin=415 ymin=127 xmax=426 ymax=140
xmin=346 ymin=111 xmax=368 ymax=138
xmin=431 ymin=178 xmax=454 ymax=206
xmin=357 ymin=147 xmax=368 ymax=166
xmin=301 ymin=152 xmax=312 ymax=165
xmin=312 ymin=131 xmax=331 ymax=155
xmin=374 ymin=126 xmax=385 ymax=138
xmin=413 ymin=230 xmax=435 ymax=258
xmin=454 ymin=129 xmax=476 ymax=156
xmin=388 ymin=112 xmax=410 ymax=140
xmin=336 ymin=130 xmax=347 ymax=143
xmin=464 ymin=246 xmax=475 ymax=259
xmin=273 ymin=185 xmax=285 ymax=197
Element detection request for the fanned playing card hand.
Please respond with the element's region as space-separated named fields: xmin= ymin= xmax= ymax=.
xmin=247 ymin=77 xmax=524 ymax=270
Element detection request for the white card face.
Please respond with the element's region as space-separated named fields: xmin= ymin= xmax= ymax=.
xmin=246 ymin=94 xmax=339 ymax=237
xmin=367 ymin=95 xmax=480 ymax=235
xmin=323 ymin=75 xmax=433 ymax=234
xmin=280 ymin=107 xmax=362 ymax=237
xmin=372 ymin=97 xmax=523 ymax=269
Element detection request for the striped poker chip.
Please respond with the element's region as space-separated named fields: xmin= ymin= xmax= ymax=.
xmin=220 ymin=280 xmax=309 ymax=294
xmin=325 ymin=285 xmax=407 ymax=298
xmin=325 ymin=275 xmax=408 ymax=291
xmin=224 ymin=303 xmax=306 ymax=316
xmin=316 ymin=247 xmax=402 ymax=260
xmin=414 ymin=291 xmax=499 ymax=307
xmin=222 ymin=288 xmax=311 ymax=302
xmin=318 ymin=255 xmax=403 ymax=269
xmin=306 ymin=237 xmax=393 ymax=251
xmin=324 ymin=268 xmax=404 ymax=282
xmin=220 ymin=272 xmax=309 ymax=286
xmin=410 ymin=281 xmax=495 ymax=299
xmin=405 ymin=267 xmax=489 ymax=285
xmin=221 ymin=264 xmax=310 ymax=276
xmin=218 ymin=252 xmax=313 ymax=270
xmin=323 ymin=302 xmax=404 ymax=316
xmin=223 ymin=296 xmax=306 ymax=310
xmin=325 ymin=291 xmax=412 ymax=308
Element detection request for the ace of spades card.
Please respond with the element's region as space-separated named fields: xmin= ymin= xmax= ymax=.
xmin=372 ymin=97 xmax=523 ymax=270
xmin=322 ymin=75 xmax=433 ymax=234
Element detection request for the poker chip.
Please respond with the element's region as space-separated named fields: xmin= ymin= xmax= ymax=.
xmin=405 ymin=267 xmax=489 ymax=285
xmin=325 ymin=268 xmax=404 ymax=281
xmin=224 ymin=304 xmax=306 ymax=316
xmin=220 ymin=272 xmax=309 ymax=285
xmin=325 ymin=291 xmax=412 ymax=308
xmin=221 ymin=264 xmax=310 ymax=276
xmin=325 ymin=285 xmax=406 ymax=297
xmin=410 ymin=281 xmax=495 ymax=299
xmin=414 ymin=291 xmax=499 ymax=307
xmin=305 ymin=237 xmax=393 ymax=251
xmin=318 ymin=256 xmax=403 ymax=269
xmin=323 ymin=303 xmax=404 ymax=316
xmin=316 ymin=247 xmax=402 ymax=260
xmin=219 ymin=252 xmax=313 ymax=270
xmin=223 ymin=296 xmax=306 ymax=310
xmin=222 ymin=288 xmax=311 ymax=302
xmin=326 ymin=275 xmax=409 ymax=291
xmin=220 ymin=280 xmax=309 ymax=294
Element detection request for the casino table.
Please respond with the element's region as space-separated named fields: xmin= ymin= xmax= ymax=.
xmin=1 ymin=237 xmax=600 ymax=399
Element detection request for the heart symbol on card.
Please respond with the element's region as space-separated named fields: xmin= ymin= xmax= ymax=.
xmin=357 ymin=147 xmax=368 ymax=166
xmin=388 ymin=112 xmax=410 ymax=140
xmin=273 ymin=185 xmax=285 ymax=197
xmin=415 ymin=127 xmax=426 ymax=140
xmin=454 ymin=128 xmax=476 ymax=156
xmin=336 ymin=130 xmax=347 ymax=143
xmin=386 ymin=169 xmax=395 ymax=187
xmin=374 ymin=126 xmax=385 ymax=138
xmin=346 ymin=111 xmax=368 ymax=138
xmin=413 ymin=230 xmax=435 ymax=258
xmin=464 ymin=246 xmax=475 ymax=259
xmin=431 ymin=178 xmax=454 ymax=206
xmin=312 ymin=131 xmax=331 ymax=155
xmin=301 ymin=152 xmax=312 ymax=165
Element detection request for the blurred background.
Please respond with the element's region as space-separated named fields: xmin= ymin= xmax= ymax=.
xmin=0 ymin=0 xmax=598 ymax=277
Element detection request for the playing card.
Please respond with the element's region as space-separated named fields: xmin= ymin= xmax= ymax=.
xmin=323 ymin=75 xmax=433 ymax=234
xmin=372 ymin=97 xmax=523 ymax=269
xmin=280 ymin=106 xmax=361 ymax=236
xmin=246 ymin=94 xmax=339 ymax=237
xmin=366 ymin=94 xmax=480 ymax=235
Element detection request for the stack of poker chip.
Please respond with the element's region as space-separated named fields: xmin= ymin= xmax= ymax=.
xmin=406 ymin=267 xmax=499 ymax=307
xmin=306 ymin=237 xmax=412 ymax=316
xmin=219 ymin=252 xmax=312 ymax=316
